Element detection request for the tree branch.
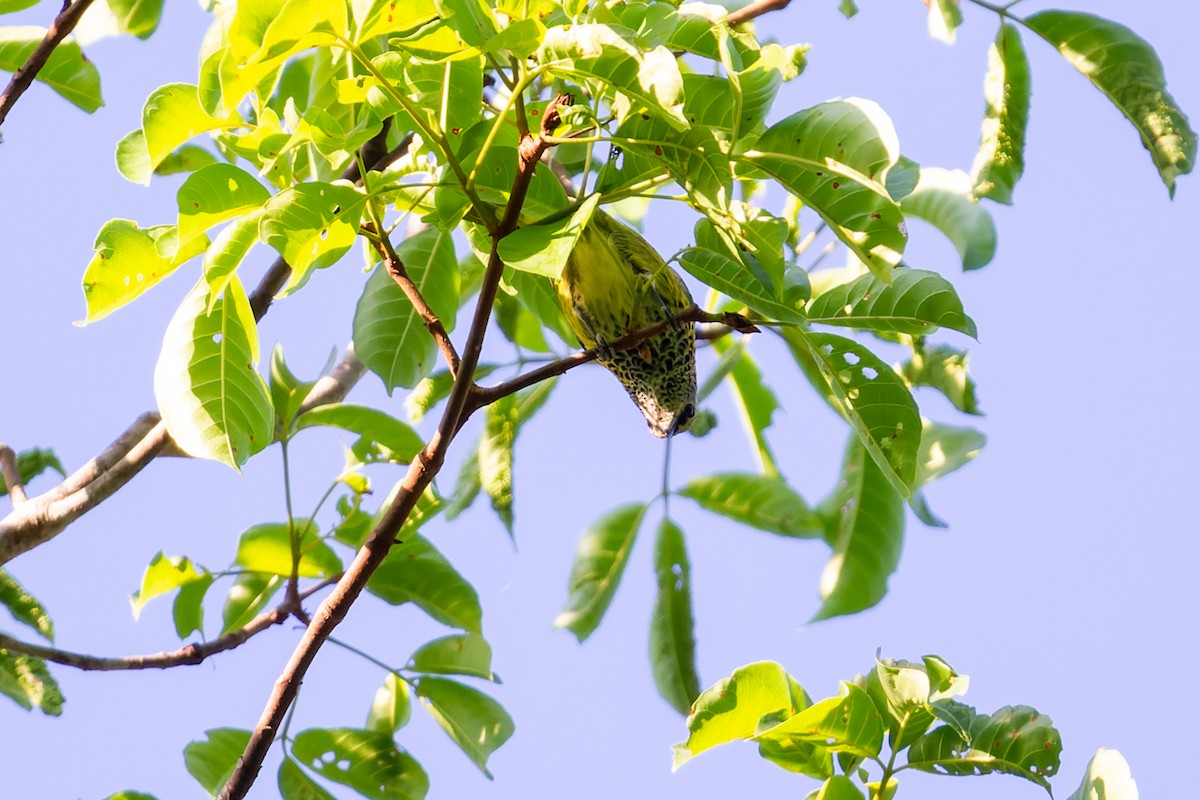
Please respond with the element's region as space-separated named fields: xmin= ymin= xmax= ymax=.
xmin=0 ymin=444 xmax=27 ymax=506
xmin=0 ymin=0 xmax=97 ymax=129
xmin=0 ymin=575 xmax=339 ymax=671
xmin=219 ymin=93 xmax=573 ymax=800
xmin=726 ymin=0 xmax=793 ymax=27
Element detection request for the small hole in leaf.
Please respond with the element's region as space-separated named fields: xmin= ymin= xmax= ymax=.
xmin=844 ymin=352 xmax=860 ymax=365
xmin=861 ymin=366 xmax=877 ymax=380
xmin=212 ymin=333 xmax=223 ymax=344
xmin=336 ymin=759 xmax=351 ymax=771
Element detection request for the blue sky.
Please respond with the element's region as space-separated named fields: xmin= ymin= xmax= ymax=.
xmin=1 ymin=1 xmax=1197 ymax=798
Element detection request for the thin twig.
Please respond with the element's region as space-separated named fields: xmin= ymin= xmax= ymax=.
xmin=726 ymin=0 xmax=792 ymax=27
xmin=0 ymin=0 xmax=98 ymax=129
xmin=0 ymin=444 xmax=26 ymax=506
xmin=0 ymin=575 xmax=339 ymax=671
xmin=219 ymin=93 xmax=574 ymax=800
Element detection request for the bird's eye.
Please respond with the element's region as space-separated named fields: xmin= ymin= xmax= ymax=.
xmin=680 ymin=403 xmax=695 ymax=421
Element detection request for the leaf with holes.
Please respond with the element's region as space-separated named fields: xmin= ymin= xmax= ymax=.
xmin=414 ymin=677 xmax=514 ymax=777
xmin=0 ymin=570 xmax=53 ymax=641
xmin=749 ymin=99 xmax=907 ymax=281
xmin=916 ymin=421 xmax=985 ymax=488
xmin=808 ymin=268 xmax=977 ymax=336
xmin=813 ymin=437 xmax=904 ymax=621
xmin=555 ymin=503 xmax=647 ymax=642
xmin=901 ymin=169 xmax=996 ymax=271
xmin=355 ymin=0 xmax=438 ymax=42
xmin=368 ymin=534 xmax=482 ymax=633
xmin=177 ymin=163 xmax=271 ymax=243
xmin=783 ymin=330 xmax=921 ymax=497
xmin=681 ymin=473 xmax=822 ymax=538
xmin=0 ymin=26 xmax=101 ymax=112
xmin=184 ymin=728 xmax=251 ymax=796
xmin=354 ymin=227 xmax=460 ymax=393
xmin=153 ymin=276 xmax=274 ymax=469
xmin=971 ymin=23 xmax=1030 ymax=204
xmin=291 ymin=728 xmax=429 ymax=800
xmin=260 ymin=182 xmax=366 ymax=294
xmin=650 ymin=519 xmax=700 ymax=716
xmin=907 ymin=705 xmax=1061 ymax=791
xmin=1026 ymin=10 xmax=1196 ymax=197
xmin=80 ymin=220 xmax=208 ymax=324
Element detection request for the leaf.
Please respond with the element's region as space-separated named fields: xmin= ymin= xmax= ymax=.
xmin=749 ymin=99 xmax=906 ymax=281
xmin=900 ymin=344 xmax=980 ymax=415
xmin=153 ymin=276 xmax=274 ymax=470
xmin=368 ymin=534 xmax=482 ymax=633
xmin=435 ymin=0 xmax=499 ymax=49
xmin=203 ymin=210 xmax=264 ymax=305
xmin=1067 ymin=748 xmax=1138 ymax=800
xmin=649 ymin=519 xmax=700 ymax=716
xmin=130 ymin=552 xmax=206 ymax=620
xmin=0 ymin=569 xmax=53 ymax=640
xmin=915 ymin=421 xmax=985 ymax=488
xmin=971 ymin=23 xmax=1030 ymax=204
xmin=886 ymin=154 xmax=921 ymax=201
xmin=0 ymin=1 xmax=40 ymax=12
xmin=142 ymin=83 xmax=240 ymax=170
xmin=0 ymin=447 xmax=64 ymax=496
xmin=234 ymin=520 xmax=343 ymax=578
xmin=354 ymin=227 xmax=460 ymax=393
xmin=926 ymin=0 xmax=962 ymax=44
xmin=116 ymin=129 xmax=152 ymax=184
xmin=810 ymin=776 xmax=866 ymax=800
xmin=407 ymin=633 xmax=494 ymax=681
xmin=677 ymin=245 xmax=806 ymax=324
xmin=900 ymin=169 xmax=997 ymax=271
xmin=497 ymin=194 xmax=600 ymax=279
xmin=0 ymin=26 xmax=102 ymax=112
xmin=414 ymin=677 xmax=514 ymax=777
xmin=177 ymin=163 xmax=271 ymax=243
xmin=279 ymin=757 xmax=337 ymax=800
xmin=173 ymin=573 xmax=214 ymax=639
xmin=184 ymin=728 xmax=252 ymax=796
xmin=220 ymin=572 xmax=281 ymax=634
xmin=291 ymin=728 xmax=429 ymax=800
xmin=355 ymin=0 xmax=438 ymax=42
xmin=260 ymin=182 xmax=366 ymax=293
xmin=1025 ymin=10 xmax=1196 ymax=197
xmin=478 ymin=394 xmax=517 ymax=536
xmin=808 ymin=268 xmax=978 ymax=336
xmin=80 ymin=220 xmax=207 ymax=323
xmin=366 ymin=673 xmax=412 ymax=735
xmin=156 ymin=144 xmax=220 ymax=176
xmin=296 ymin=404 xmax=424 ymax=464
xmin=102 ymin=793 xmax=160 ymax=800
xmin=781 ymin=330 xmax=921 ymax=497
xmin=754 ymin=682 xmax=884 ymax=766
xmin=555 ymin=503 xmax=647 ymax=642
xmin=108 ymin=0 xmax=165 ymax=39
xmin=813 ymin=437 xmax=904 ymax=621
xmin=672 ymin=661 xmax=811 ymax=769
xmin=0 ymin=650 xmax=62 ymax=715
xmin=681 ymin=473 xmax=822 ymax=538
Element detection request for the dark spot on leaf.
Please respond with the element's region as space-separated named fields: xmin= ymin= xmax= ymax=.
xmin=642 ymin=113 xmax=650 ymax=120
xmin=870 ymin=212 xmax=881 ymax=219
xmin=193 ymin=202 xmax=200 ymax=208
xmin=832 ymin=181 xmax=840 ymax=189
xmin=654 ymin=146 xmax=663 ymax=156
xmin=531 ymin=108 xmax=540 ymax=116
xmin=451 ymin=127 xmax=461 ymax=135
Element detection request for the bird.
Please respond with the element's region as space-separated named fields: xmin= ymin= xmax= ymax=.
xmin=555 ymin=209 xmax=697 ymax=437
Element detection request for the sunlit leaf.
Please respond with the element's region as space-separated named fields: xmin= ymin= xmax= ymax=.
xmin=407 ymin=633 xmax=494 ymax=681
xmin=901 ymin=169 xmax=996 ymax=271
xmin=681 ymin=473 xmax=821 ymax=538
xmin=368 ymin=534 xmax=482 ymax=633
xmin=497 ymin=194 xmax=599 ymax=280
xmin=414 ymin=677 xmax=514 ymax=777
xmin=278 ymin=757 xmax=337 ymax=800
xmin=292 ymin=728 xmax=429 ymax=800
xmin=142 ymin=83 xmax=240 ymax=169
xmin=900 ymin=344 xmax=980 ymax=415
xmin=260 ymin=181 xmax=367 ymax=293
xmin=0 ymin=26 xmax=102 ymax=112
xmin=177 ymin=163 xmax=271 ymax=243
xmin=234 ymin=520 xmax=342 ymax=578
xmin=1067 ymin=748 xmax=1138 ymax=800
xmin=130 ymin=552 xmax=206 ymax=620
xmin=366 ymin=673 xmax=412 ymax=735
xmin=0 ymin=650 xmax=61 ymax=715
xmin=555 ymin=503 xmax=646 ymax=641
xmin=184 ymin=728 xmax=251 ymax=796
xmin=754 ymin=682 xmax=884 ymax=765
xmin=907 ymin=705 xmax=1061 ymax=791
xmin=808 ymin=268 xmax=978 ymax=336
xmin=971 ymin=23 xmax=1030 ymax=204
xmin=108 ymin=0 xmax=165 ymax=39
xmin=649 ymin=519 xmax=700 ymax=716
xmin=80 ymin=220 xmax=207 ymax=324
xmin=220 ymin=572 xmax=281 ymax=634
xmin=0 ymin=569 xmax=53 ymax=641
xmin=926 ymin=0 xmax=962 ymax=44
xmin=296 ymin=404 xmax=424 ymax=464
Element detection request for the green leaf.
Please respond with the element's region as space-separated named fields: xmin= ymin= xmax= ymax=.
xmin=900 ymin=169 xmax=997 ymax=271
xmin=838 ymin=0 xmax=858 ymax=19
xmin=886 ymin=154 xmax=921 ymax=201
xmin=497 ymin=194 xmax=600 ymax=279
xmin=80 ymin=220 xmax=207 ymax=324
xmin=812 ymin=437 xmax=904 ymax=621
xmin=0 ymin=447 xmax=64 ymax=496
xmin=443 ymin=447 xmax=482 ymax=521
xmin=234 ymin=520 xmax=343 ymax=578
xmin=260 ymin=182 xmax=366 ymax=293
xmin=681 ymin=473 xmax=822 ymax=538
xmin=0 ymin=650 xmax=62 ymax=715
xmin=808 ymin=268 xmax=978 ymax=336
xmin=614 ymin=112 xmax=732 ymax=214
xmin=102 ymin=793 xmax=160 ymax=800
xmin=279 ymin=757 xmax=337 ymax=800
xmin=900 ymin=344 xmax=980 ymax=415
xmin=0 ymin=569 xmax=53 ymax=641
xmin=368 ymin=534 xmax=482 ymax=633
xmin=142 ymin=83 xmax=240 ymax=170
xmin=220 ymin=572 xmax=281 ymax=634
xmin=354 ymin=227 xmax=460 ymax=393
xmin=908 ymin=705 xmax=1062 ymax=791
xmin=926 ymin=0 xmax=962 ymax=44
xmin=916 ymin=421 xmax=985 ymax=488
xmin=0 ymin=1 xmax=40 ymax=13
xmin=291 ymin=728 xmax=428 ymax=800
xmin=555 ymin=503 xmax=647 ymax=641
xmin=435 ymin=0 xmax=499 ymax=48
xmin=296 ymin=404 xmax=424 ymax=464
xmin=414 ymin=677 xmax=514 ymax=777
xmin=970 ymin=23 xmax=1030 ymax=204
xmin=116 ymin=129 xmax=153 ymax=185
xmin=754 ymin=683 xmax=884 ymax=765
xmin=479 ymin=394 xmax=517 ymax=536
xmin=184 ymin=728 xmax=252 ymax=796
xmin=153 ymin=276 xmax=274 ymax=470
xmin=173 ymin=573 xmax=214 ymax=639
xmin=1067 ymin=748 xmax=1138 ymax=800
xmin=203 ymin=210 xmax=264 ymax=305
xmin=677 ymin=245 xmax=805 ymax=324
xmin=130 ymin=552 xmax=207 ymax=620
xmin=157 ymin=144 xmax=220 ymax=176
xmin=810 ymin=776 xmax=866 ymax=800
xmin=673 ymin=661 xmax=811 ymax=769
xmin=1025 ymin=10 xmax=1196 ymax=197
xmin=749 ymin=99 xmax=906 ymax=281
xmin=407 ymin=633 xmax=494 ymax=681
xmin=366 ymin=673 xmax=412 ymax=735
xmin=355 ymin=0 xmax=438 ymax=42
xmin=649 ymin=519 xmax=700 ymax=716
xmin=177 ymin=163 xmax=271 ymax=243
xmin=108 ymin=0 xmax=165 ymax=39
xmin=781 ymin=330 xmax=921 ymax=497
xmin=0 ymin=26 xmax=102 ymax=112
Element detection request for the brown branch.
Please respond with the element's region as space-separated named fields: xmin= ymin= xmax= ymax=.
xmin=0 ymin=575 xmax=338 ymax=671
xmin=726 ymin=0 xmax=793 ymax=26
xmin=364 ymin=222 xmax=461 ymax=375
xmin=0 ymin=0 xmax=98 ymax=129
xmin=219 ymin=94 xmax=573 ymax=800
xmin=0 ymin=444 xmax=26 ymax=506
